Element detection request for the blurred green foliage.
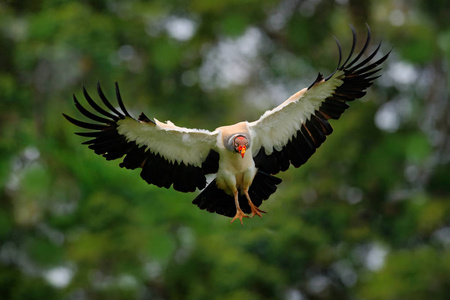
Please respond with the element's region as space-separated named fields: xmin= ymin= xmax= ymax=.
xmin=1 ymin=0 xmax=449 ymax=299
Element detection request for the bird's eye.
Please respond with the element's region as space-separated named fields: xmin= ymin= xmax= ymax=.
xmin=234 ymin=143 xmax=238 ymax=147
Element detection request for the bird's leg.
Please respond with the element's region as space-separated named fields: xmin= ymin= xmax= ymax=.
xmin=230 ymin=190 xmax=249 ymax=225
xmin=244 ymin=189 xmax=266 ymax=218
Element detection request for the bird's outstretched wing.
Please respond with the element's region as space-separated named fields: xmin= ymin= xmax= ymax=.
xmin=63 ymin=83 xmax=220 ymax=192
xmin=249 ymin=26 xmax=390 ymax=174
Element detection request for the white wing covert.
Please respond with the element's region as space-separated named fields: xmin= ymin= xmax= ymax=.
xmin=63 ymin=83 xmax=220 ymax=192
xmin=250 ymin=26 xmax=390 ymax=174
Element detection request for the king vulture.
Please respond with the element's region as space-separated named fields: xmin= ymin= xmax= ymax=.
xmin=64 ymin=26 xmax=389 ymax=224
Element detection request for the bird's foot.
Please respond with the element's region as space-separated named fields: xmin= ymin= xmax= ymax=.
xmin=249 ymin=204 xmax=266 ymax=218
xmin=230 ymin=209 xmax=249 ymax=225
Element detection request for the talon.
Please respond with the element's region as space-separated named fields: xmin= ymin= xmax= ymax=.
xmin=250 ymin=205 xmax=266 ymax=218
xmin=230 ymin=209 xmax=249 ymax=225
xmin=244 ymin=189 xmax=266 ymax=218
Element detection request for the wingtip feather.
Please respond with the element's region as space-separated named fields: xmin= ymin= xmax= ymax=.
xmin=97 ymin=82 xmax=124 ymax=118
xmin=115 ymin=82 xmax=132 ymax=117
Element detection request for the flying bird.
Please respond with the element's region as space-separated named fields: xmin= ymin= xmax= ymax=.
xmin=64 ymin=26 xmax=389 ymax=224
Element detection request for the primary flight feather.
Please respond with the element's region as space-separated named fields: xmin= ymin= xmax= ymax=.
xmin=64 ymin=26 xmax=389 ymax=224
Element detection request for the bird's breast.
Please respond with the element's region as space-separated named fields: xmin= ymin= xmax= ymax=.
xmin=219 ymin=146 xmax=254 ymax=172
xmin=216 ymin=147 xmax=256 ymax=193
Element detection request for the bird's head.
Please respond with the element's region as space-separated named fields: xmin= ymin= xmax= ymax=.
xmin=233 ymin=135 xmax=249 ymax=158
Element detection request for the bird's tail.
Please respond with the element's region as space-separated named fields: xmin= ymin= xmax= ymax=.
xmin=192 ymin=171 xmax=282 ymax=218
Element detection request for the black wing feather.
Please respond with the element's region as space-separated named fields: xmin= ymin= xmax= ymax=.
xmin=73 ymin=94 xmax=112 ymax=124
xmin=255 ymin=26 xmax=390 ymax=175
xmin=192 ymin=171 xmax=282 ymax=218
xmin=96 ymin=82 xmax=124 ymax=118
xmin=64 ymin=83 xmax=218 ymax=193
xmin=115 ymin=82 xmax=132 ymax=118
xmin=82 ymin=86 xmax=119 ymax=121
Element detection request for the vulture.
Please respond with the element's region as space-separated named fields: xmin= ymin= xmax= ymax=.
xmin=64 ymin=26 xmax=389 ymax=224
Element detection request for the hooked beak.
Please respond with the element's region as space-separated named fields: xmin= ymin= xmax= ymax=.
xmin=238 ymin=145 xmax=246 ymax=158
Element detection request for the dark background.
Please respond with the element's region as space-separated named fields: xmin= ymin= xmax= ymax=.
xmin=1 ymin=0 xmax=449 ymax=299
